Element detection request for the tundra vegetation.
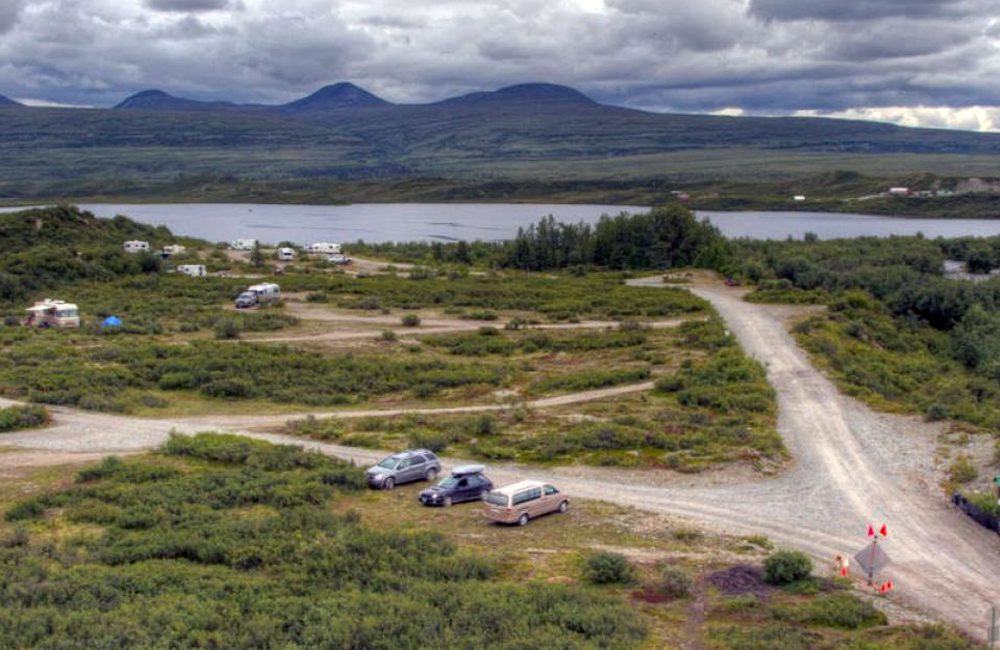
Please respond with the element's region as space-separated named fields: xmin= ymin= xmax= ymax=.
xmin=0 ymin=435 xmax=978 ymax=649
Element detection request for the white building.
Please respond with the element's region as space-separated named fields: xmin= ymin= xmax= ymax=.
xmin=229 ymin=238 xmax=258 ymax=251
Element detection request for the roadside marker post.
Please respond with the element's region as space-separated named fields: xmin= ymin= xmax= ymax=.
xmin=988 ymin=604 xmax=998 ymax=649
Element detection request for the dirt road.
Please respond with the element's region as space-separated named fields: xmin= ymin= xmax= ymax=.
xmin=3 ymin=279 xmax=999 ymax=636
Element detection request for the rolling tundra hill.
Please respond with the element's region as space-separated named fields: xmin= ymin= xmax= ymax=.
xmin=3 ymin=81 xmax=1000 ymax=198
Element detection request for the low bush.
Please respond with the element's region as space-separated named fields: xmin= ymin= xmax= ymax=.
xmin=763 ymin=550 xmax=813 ymax=585
xmin=401 ymin=314 xmax=421 ymax=327
xmin=583 ymin=551 xmax=635 ymax=585
xmin=773 ymin=592 xmax=887 ymax=629
xmin=657 ymin=565 xmax=692 ymax=598
xmin=0 ymin=404 xmax=48 ymax=432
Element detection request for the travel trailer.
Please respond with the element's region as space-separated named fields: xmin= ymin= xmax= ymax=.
xmin=161 ymin=244 xmax=186 ymax=257
xmin=276 ymin=247 xmax=295 ymax=262
xmin=123 ymin=240 xmax=150 ymax=254
xmin=24 ymin=299 xmax=80 ymax=329
xmin=176 ymin=264 xmax=206 ymax=277
xmin=305 ymin=242 xmax=341 ymax=255
xmin=229 ymin=238 xmax=258 ymax=251
xmin=235 ymin=283 xmax=280 ymax=308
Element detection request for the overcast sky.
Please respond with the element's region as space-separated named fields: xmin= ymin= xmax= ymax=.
xmin=2 ymin=0 xmax=1000 ymax=130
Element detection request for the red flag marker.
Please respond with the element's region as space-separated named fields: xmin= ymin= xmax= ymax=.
xmin=879 ymin=524 xmax=888 ymax=537
xmin=867 ymin=525 xmax=875 ymax=537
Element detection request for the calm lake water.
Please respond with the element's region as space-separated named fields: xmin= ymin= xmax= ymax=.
xmin=6 ymin=203 xmax=1000 ymax=242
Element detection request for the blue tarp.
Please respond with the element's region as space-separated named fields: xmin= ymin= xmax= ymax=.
xmin=101 ymin=316 xmax=122 ymax=328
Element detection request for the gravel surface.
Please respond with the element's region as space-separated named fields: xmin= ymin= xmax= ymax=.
xmin=3 ymin=278 xmax=998 ymax=637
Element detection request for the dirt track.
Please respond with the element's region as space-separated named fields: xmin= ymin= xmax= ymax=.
xmin=3 ymin=279 xmax=999 ymax=636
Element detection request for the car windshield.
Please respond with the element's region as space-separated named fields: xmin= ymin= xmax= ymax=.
xmin=438 ymin=477 xmax=458 ymax=488
xmin=376 ymin=458 xmax=399 ymax=470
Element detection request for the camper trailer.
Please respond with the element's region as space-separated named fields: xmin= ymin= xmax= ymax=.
xmin=305 ymin=242 xmax=341 ymax=255
xmin=177 ymin=264 xmax=207 ymax=277
xmin=276 ymin=247 xmax=295 ymax=262
xmin=161 ymin=244 xmax=186 ymax=257
xmin=235 ymin=283 xmax=280 ymax=308
xmin=24 ymin=300 xmax=80 ymax=329
xmin=229 ymin=238 xmax=258 ymax=251
xmin=123 ymin=240 xmax=150 ymax=254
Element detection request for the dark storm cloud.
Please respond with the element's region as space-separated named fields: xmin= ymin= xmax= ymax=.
xmin=0 ymin=0 xmax=25 ymax=34
xmin=2 ymin=0 xmax=1000 ymax=129
xmin=145 ymin=0 xmax=234 ymax=12
xmin=747 ymin=0 xmax=989 ymax=22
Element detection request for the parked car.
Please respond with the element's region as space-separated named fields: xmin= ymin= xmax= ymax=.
xmin=234 ymin=291 xmax=258 ymax=309
xmin=327 ymin=254 xmax=352 ymax=265
xmin=419 ymin=464 xmax=493 ymax=507
xmin=366 ymin=449 xmax=441 ymax=490
xmin=482 ymin=480 xmax=569 ymax=526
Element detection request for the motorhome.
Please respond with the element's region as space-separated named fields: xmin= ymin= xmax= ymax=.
xmin=305 ymin=242 xmax=341 ymax=255
xmin=24 ymin=299 xmax=80 ymax=329
xmin=276 ymin=247 xmax=295 ymax=262
xmin=176 ymin=264 xmax=206 ymax=277
xmin=229 ymin=238 xmax=258 ymax=251
xmin=123 ymin=240 xmax=150 ymax=254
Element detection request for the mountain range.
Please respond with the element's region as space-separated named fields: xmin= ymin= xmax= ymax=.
xmin=2 ymin=81 xmax=1000 ymax=196
xmin=0 ymin=94 xmax=22 ymax=107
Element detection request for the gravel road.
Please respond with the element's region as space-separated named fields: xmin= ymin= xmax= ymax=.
xmin=3 ymin=279 xmax=999 ymax=637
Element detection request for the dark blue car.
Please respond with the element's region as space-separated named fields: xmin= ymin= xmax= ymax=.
xmin=419 ymin=464 xmax=493 ymax=507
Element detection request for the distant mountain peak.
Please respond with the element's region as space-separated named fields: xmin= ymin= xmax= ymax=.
xmin=442 ymin=82 xmax=597 ymax=107
xmin=282 ymin=82 xmax=390 ymax=112
xmin=0 ymin=93 xmax=23 ymax=107
xmin=114 ymin=89 xmax=236 ymax=111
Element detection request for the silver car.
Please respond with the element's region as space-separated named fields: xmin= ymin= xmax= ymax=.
xmin=366 ymin=449 xmax=441 ymax=490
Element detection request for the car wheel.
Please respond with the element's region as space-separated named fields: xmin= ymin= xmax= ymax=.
xmin=558 ymin=501 xmax=569 ymax=514
xmin=443 ymin=496 xmax=452 ymax=508
xmin=425 ymin=468 xmax=437 ymax=482
xmin=518 ymin=513 xmax=529 ymax=526
xmin=383 ymin=477 xmax=395 ymax=490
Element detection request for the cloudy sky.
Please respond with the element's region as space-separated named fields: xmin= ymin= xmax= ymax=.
xmin=2 ymin=0 xmax=1000 ymax=130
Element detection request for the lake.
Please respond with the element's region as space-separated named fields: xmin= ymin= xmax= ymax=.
xmin=6 ymin=203 xmax=1000 ymax=242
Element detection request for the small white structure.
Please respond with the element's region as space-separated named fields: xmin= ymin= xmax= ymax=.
xmin=305 ymin=242 xmax=341 ymax=255
xmin=276 ymin=247 xmax=295 ymax=262
xmin=123 ymin=240 xmax=150 ymax=254
xmin=25 ymin=299 xmax=80 ymax=329
xmin=793 ymin=195 xmax=806 ymax=202
xmin=176 ymin=264 xmax=206 ymax=277
xmin=888 ymin=187 xmax=910 ymax=196
xmin=229 ymin=238 xmax=258 ymax=251
xmin=327 ymin=254 xmax=352 ymax=265
xmin=162 ymin=244 xmax=186 ymax=257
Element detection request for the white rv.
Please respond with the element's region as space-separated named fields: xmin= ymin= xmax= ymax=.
xmin=162 ymin=244 xmax=186 ymax=257
xmin=229 ymin=238 xmax=258 ymax=251
xmin=305 ymin=242 xmax=341 ymax=255
xmin=276 ymin=247 xmax=295 ymax=262
xmin=25 ymin=299 xmax=80 ymax=329
xmin=176 ymin=264 xmax=207 ymax=277
xmin=236 ymin=282 xmax=281 ymax=308
xmin=123 ymin=240 xmax=150 ymax=254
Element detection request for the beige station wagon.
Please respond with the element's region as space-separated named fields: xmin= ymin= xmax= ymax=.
xmin=482 ymin=480 xmax=569 ymax=526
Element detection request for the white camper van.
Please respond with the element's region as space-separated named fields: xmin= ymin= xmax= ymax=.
xmin=176 ymin=264 xmax=207 ymax=277
xmin=25 ymin=299 xmax=80 ymax=329
xmin=123 ymin=240 xmax=150 ymax=254
xmin=162 ymin=244 xmax=186 ymax=257
xmin=276 ymin=247 xmax=295 ymax=262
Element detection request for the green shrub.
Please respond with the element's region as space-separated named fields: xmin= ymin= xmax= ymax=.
xmin=773 ymin=592 xmax=887 ymax=629
xmin=401 ymin=314 xmax=421 ymax=327
xmin=0 ymin=404 xmax=48 ymax=432
xmin=4 ymin=499 xmax=45 ymax=521
xmin=656 ymin=565 xmax=692 ymax=598
xmin=948 ymin=455 xmax=978 ymax=484
xmin=214 ymin=319 xmax=241 ymax=340
xmin=583 ymin=551 xmax=635 ymax=585
xmin=763 ymin=550 xmax=813 ymax=585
